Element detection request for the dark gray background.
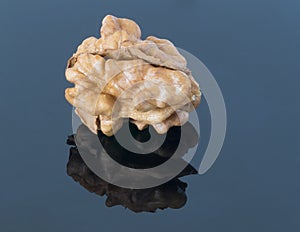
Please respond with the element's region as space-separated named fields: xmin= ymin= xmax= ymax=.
xmin=0 ymin=0 xmax=299 ymax=231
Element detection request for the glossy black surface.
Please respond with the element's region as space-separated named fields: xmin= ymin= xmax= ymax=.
xmin=66 ymin=126 xmax=198 ymax=213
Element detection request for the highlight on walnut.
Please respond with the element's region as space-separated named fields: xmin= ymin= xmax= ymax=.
xmin=65 ymin=15 xmax=201 ymax=136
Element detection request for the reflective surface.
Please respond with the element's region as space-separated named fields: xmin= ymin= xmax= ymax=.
xmin=1 ymin=0 xmax=300 ymax=231
xmin=72 ymin=120 xmax=199 ymax=189
xmin=66 ymin=123 xmax=198 ymax=212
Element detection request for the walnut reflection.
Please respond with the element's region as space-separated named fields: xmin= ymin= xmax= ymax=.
xmin=66 ymin=123 xmax=198 ymax=213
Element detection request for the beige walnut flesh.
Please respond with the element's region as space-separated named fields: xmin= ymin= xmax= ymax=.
xmin=65 ymin=15 xmax=201 ymax=136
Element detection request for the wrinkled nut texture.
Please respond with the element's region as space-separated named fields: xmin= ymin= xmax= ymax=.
xmin=65 ymin=15 xmax=201 ymax=136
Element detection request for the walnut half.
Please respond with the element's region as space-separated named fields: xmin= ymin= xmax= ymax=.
xmin=65 ymin=15 xmax=201 ymax=136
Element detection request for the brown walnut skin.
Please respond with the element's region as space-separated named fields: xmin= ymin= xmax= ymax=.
xmin=65 ymin=15 xmax=201 ymax=136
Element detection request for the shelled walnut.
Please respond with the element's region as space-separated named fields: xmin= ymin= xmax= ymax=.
xmin=65 ymin=15 xmax=201 ymax=136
